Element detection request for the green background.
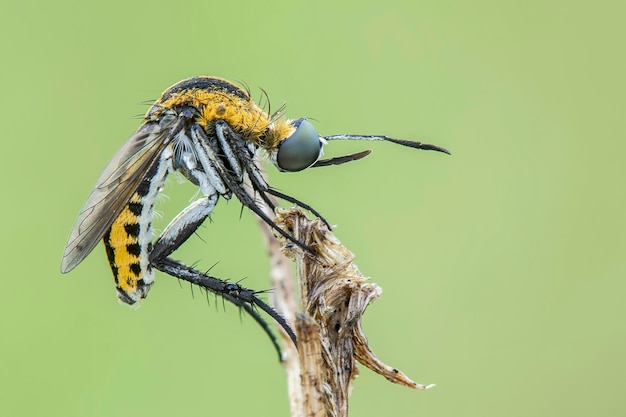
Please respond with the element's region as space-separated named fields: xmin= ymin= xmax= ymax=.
xmin=2 ymin=0 xmax=625 ymax=416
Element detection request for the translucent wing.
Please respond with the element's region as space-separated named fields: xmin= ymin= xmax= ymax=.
xmin=61 ymin=119 xmax=180 ymax=273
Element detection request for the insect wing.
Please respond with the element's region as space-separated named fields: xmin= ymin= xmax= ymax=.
xmin=61 ymin=121 xmax=177 ymax=273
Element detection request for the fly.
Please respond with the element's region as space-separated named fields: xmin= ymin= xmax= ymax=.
xmin=60 ymin=76 xmax=449 ymax=350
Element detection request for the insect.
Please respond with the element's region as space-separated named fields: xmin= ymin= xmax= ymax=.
xmin=60 ymin=76 xmax=449 ymax=348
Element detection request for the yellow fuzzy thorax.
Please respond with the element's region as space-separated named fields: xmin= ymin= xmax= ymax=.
xmin=155 ymin=88 xmax=295 ymax=150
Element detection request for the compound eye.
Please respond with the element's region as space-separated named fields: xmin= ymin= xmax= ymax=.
xmin=276 ymin=118 xmax=322 ymax=172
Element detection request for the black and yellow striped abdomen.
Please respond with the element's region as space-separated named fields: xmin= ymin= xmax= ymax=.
xmin=103 ymin=191 xmax=153 ymax=304
xmin=102 ymin=152 xmax=172 ymax=304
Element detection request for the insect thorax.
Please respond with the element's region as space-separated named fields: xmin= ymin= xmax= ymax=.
xmin=147 ymin=76 xmax=295 ymax=150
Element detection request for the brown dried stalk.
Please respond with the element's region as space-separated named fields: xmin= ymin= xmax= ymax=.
xmin=258 ymin=206 xmax=433 ymax=417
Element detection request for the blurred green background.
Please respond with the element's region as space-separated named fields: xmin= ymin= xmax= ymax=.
xmin=2 ymin=0 xmax=625 ymax=416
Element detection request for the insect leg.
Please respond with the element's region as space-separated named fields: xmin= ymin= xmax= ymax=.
xmin=264 ymin=188 xmax=331 ymax=229
xmin=215 ymin=121 xmax=331 ymax=229
xmin=148 ymin=193 xmax=296 ymax=355
xmin=149 ymin=194 xmax=219 ymax=262
xmin=218 ymin=126 xmax=278 ymax=211
xmin=173 ymin=131 xmax=229 ymax=198
xmin=153 ymin=257 xmax=296 ymax=357
xmin=150 ymin=143 xmax=298 ymax=353
xmin=189 ymin=123 xmax=312 ymax=252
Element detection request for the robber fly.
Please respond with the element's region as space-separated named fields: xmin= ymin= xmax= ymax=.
xmin=60 ymin=76 xmax=449 ymax=348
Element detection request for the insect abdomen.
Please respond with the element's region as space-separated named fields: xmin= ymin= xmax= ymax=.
xmin=103 ymin=152 xmax=172 ymax=304
xmin=103 ymin=193 xmax=153 ymax=304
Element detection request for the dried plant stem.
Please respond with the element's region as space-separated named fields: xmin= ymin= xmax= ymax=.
xmin=257 ymin=199 xmax=303 ymax=416
xmin=257 ymin=205 xmax=433 ymax=417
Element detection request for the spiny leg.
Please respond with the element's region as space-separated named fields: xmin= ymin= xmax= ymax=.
xmin=218 ymin=122 xmax=331 ymax=227
xmin=216 ymin=121 xmax=279 ymax=212
xmin=149 ymin=193 xmax=296 ymax=355
xmin=150 ymin=194 xmax=219 ymax=261
xmin=264 ymin=188 xmax=331 ymax=229
xmin=153 ymin=257 xmax=296 ymax=359
xmin=189 ymin=123 xmax=313 ymax=252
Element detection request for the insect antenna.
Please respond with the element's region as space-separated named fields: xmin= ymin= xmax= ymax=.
xmin=312 ymin=134 xmax=450 ymax=167
xmin=322 ymin=133 xmax=450 ymax=154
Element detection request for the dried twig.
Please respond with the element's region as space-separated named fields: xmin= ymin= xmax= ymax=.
xmin=258 ymin=206 xmax=433 ymax=417
xmin=257 ymin=202 xmax=302 ymax=415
